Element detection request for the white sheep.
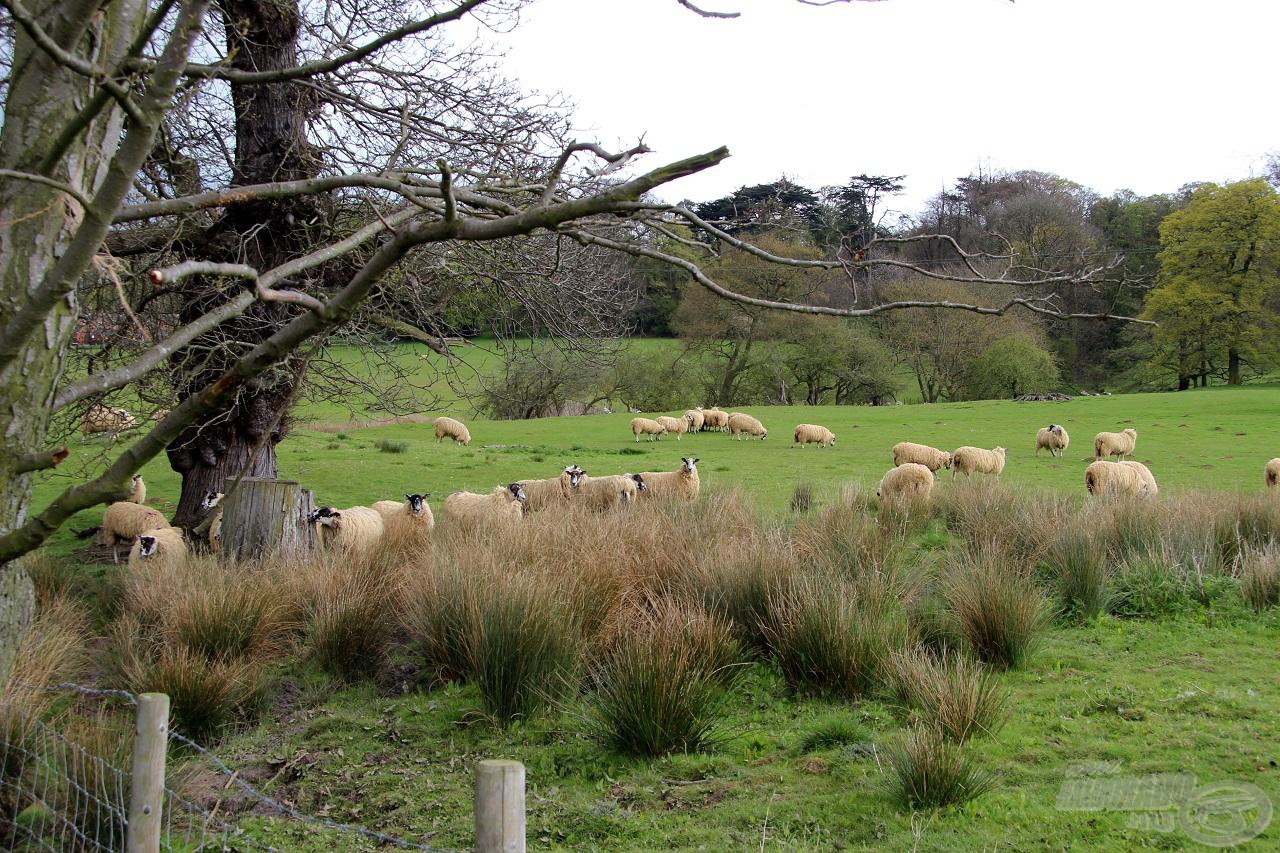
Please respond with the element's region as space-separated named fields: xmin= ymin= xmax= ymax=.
xmin=684 ymin=409 xmax=705 ymax=432
xmin=309 ymin=505 xmax=386 ymax=552
xmin=199 ymin=490 xmax=224 ymax=553
xmin=373 ymin=493 xmax=436 ymax=534
xmin=1267 ymin=458 xmax=1280 ymax=489
xmin=701 ymin=408 xmax=729 ymax=432
xmin=892 ymin=442 xmax=953 ymax=475
xmin=81 ymin=404 xmax=135 ymax=435
xmin=727 ymin=412 xmax=767 ymax=441
xmin=100 ymin=501 xmax=168 ymax=563
xmin=656 ymin=415 xmax=690 ymax=440
xmin=631 ymin=417 xmax=668 ymax=442
xmin=951 ymin=446 xmax=1007 ymax=480
xmin=877 ymin=463 xmax=935 ymax=507
xmin=1094 ymin=428 xmax=1137 ymax=460
xmin=1035 ymin=424 xmax=1070 ymax=458
xmin=442 ymin=483 xmax=527 ymax=527
xmin=635 ymin=457 xmax=700 ymax=501
xmin=1085 ymin=460 xmax=1158 ymax=499
xmin=577 ymin=472 xmax=644 ymax=510
xmin=126 ymin=474 xmax=146 ymax=505
xmin=127 ymin=526 xmax=189 ymax=572
xmin=434 ymin=416 xmax=472 ymax=445
xmin=517 ymin=466 xmax=584 ymax=512
xmin=793 ymin=423 xmax=836 ymax=447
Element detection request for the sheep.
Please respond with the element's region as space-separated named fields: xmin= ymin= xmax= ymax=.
xmin=684 ymin=409 xmax=705 ymax=432
xmin=309 ymin=505 xmax=385 ymax=552
xmin=577 ymin=471 xmax=643 ymax=510
xmin=127 ymin=474 xmax=146 ymax=505
xmin=1094 ymin=428 xmax=1137 ymax=460
xmin=892 ymin=442 xmax=953 ymax=475
xmin=877 ymin=463 xmax=935 ymax=507
xmin=631 ymin=417 xmax=668 ymax=442
xmin=81 ymin=404 xmax=135 ymax=435
xmin=635 ymin=457 xmax=700 ymax=500
xmin=793 ymin=423 xmax=836 ymax=447
xmin=727 ymin=412 xmax=767 ymax=441
xmin=373 ymin=493 xmax=436 ymax=534
xmin=1085 ymin=460 xmax=1158 ymax=499
xmin=1035 ymin=424 xmax=1070 ymax=458
xmin=442 ymin=483 xmax=527 ymax=527
xmin=100 ymin=501 xmax=168 ymax=563
xmin=951 ymin=446 xmax=1007 ymax=480
xmin=128 ymin=526 xmax=189 ymax=572
xmin=517 ymin=466 xmax=584 ymax=512
xmin=701 ymin=408 xmax=729 ymax=432
xmin=199 ymin=490 xmax=225 ymax=553
xmin=1267 ymin=458 xmax=1280 ymax=489
xmin=434 ymin=416 xmax=472 ymax=445
xmin=655 ymin=415 xmax=690 ymax=441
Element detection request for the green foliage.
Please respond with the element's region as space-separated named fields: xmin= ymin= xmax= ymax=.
xmin=796 ymin=714 xmax=872 ymax=753
xmin=1049 ymin=527 xmax=1112 ymax=620
xmin=961 ymin=336 xmax=1061 ymax=400
xmin=610 ymin=350 xmax=688 ymax=412
xmin=374 ymin=438 xmax=409 ymax=454
xmin=885 ymin=725 xmax=994 ymax=809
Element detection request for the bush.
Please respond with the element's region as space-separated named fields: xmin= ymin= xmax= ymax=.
xmin=886 ymin=648 xmax=1009 ymax=743
xmin=588 ymin=601 xmax=741 ymax=756
xmin=1240 ymin=545 xmax=1280 ymax=611
xmin=374 ymin=438 xmax=409 ymax=454
xmin=886 ymin=725 xmax=994 ymax=809
xmin=1049 ymin=527 xmax=1112 ymax=620
xmin=961 ymin=336 xmax=1060 ymax=401
xmin=944 ymin=549 xmax=1049 ymax=670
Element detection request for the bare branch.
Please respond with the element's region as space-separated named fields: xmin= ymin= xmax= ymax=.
xmin=148 ymin=260 xmax=326 ymax=312
xmin=367 ymin=313 xmax=457 ymax=361
xmin=438 ymin=159 xmax=457 ymax=223
xmin=0 ymin=168 xmax=94 ymax=211
xmin=10 ymin=447 xmax=69 ymax=475
xmin=541 ymin=141 xmax=651 ymax=205
xmin=675 ymin=0 xmax=741 ymax=18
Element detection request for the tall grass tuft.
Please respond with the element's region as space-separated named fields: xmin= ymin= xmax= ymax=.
xmin=401 ymin=561 xmax=474 ymax=684
xmin=374 ymin=438 xmax=409 ymax=454
xmin=766 ymin=573 xmax=908 ymax=699
xmin=588 ymin=600 xmax=742 ymax=756
xmin=940 ymin=482 xmax=1074 ymax=570
xmin=886 ymin=648 xmax=1009 ymax=743
xmin=793 ymin=498 xmax=907 ymax=584
xmin=886 ymin=725 xmax=994 ymax=809
xmin=790 ymin=481 xmax=813 ymax=514
xmin=1048 ymin=527 xmax=1112 ymax=620
xmin=1240 ymin=545 xmax=1280 ymax=611
xmin=295 ymin=552 xmax=402 ymax=681
xmin=944 ymin=547 xmax=1049 ymax=670
xmin=676 ymin=535 xmax=796 ymax=656
xmin=51 ymin=711 xmax=133 ymax=848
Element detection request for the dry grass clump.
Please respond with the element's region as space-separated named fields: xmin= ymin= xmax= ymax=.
xmin=290 ymin=549 xmax=405 ymax=680
xmin=400 ymin=560 xmax=473 ymax=684
xmin=1048 ymin=525 xmax=1113 ymax=620
xmin=940 ymin=482 xmax=1075 ymax=569
xmin=944 ymin=546 xmax=1049 ymax=670
xmin=1240 ymin=544 xmax=1280 ymax=611
xmin=886 ymin=648 xmax=1009 ymax=743
xmin=886 ymin=724 xmax=994 ymax=809
xmin=792 ymin=497 xmax=908 ymax=583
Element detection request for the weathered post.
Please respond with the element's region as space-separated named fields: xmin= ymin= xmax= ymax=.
xmin=475 ymin=759 xmax=526 ymax=853
xmin=219 ymin=478 xmax=316 ymax=561
xmin=126 ymin=692 xmax=169 ymax=853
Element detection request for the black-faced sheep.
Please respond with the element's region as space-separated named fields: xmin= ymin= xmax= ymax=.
xmin=128 ymin=526 xmax=189 ymax=571
xmin=518 ymin=466 xmax=584 ymax=512
xmin=101 ymin=501 xmax=168 ymax=563
xmin=309 ymin=505 xmax=386 ymax=552
xmin=373 ymin=493 xmax=435 ymax=534
xmin=442 ymin=483 xmax=527 ymax=527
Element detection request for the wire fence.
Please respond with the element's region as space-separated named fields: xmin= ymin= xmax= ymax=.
xmin=1 ymin=683 xmax=472 ymax=852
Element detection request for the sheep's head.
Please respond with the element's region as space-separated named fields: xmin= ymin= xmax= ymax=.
xmin=761 ymin=429 xmax=768 ymax=440
xmin=681 ymin=457 xmax=699 ymax=474
xmin=995 ymin=447 xmax=1007 ymax=458
xmin=131 ymin=474 xmax=143 ymax=486
xmin=508 ymin=483 xmax=528 ymax=503
xmin=630 ymin=473 xmax=647 ymax=491
xmin=1125 ymin=429 xmax=1137 ymax=438
xmin=200 ymin=491 xmax=224 ymax=510
xmin=309 ymin=507 xmax=341 ymax=527
xmin=406 ymin=493 xmax=429 ymax=514
xmin=944 ymin=453 xmax=955 ymax=469
xmin=137 ymin=535 xmax=159 ymax=558
xmin=565 ymin=465 xmax=585 ymax=489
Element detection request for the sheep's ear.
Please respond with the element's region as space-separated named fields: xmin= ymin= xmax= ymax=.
xmin=406 ymin=494 xmax=413 ymax=501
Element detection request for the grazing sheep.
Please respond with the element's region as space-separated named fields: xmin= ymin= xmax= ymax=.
xmin=1035 ymin=424 xmax=1070 ymax=458
xmin=128 ymin=526 xmax=189 ymax=572
xmin=951 ymin=446 xmax=1007 ymax=480
xmin=727 ymin=412 xmax=767 ymax=441
xmin=578 ymin=472 xmax=643 ymax=510
xmin=309 ymin=505 xmax=386 ymax=552
xmin=126 ymin=474 xmax=146 ymax=505
xmin=631 ymin=417 xmax=668 ymax=442
xmin=199 ymin=490 xmax=225 ymax=553
xmin=701 ymin=408 xmax=729 ymax=432
xmin=635 ymin=457 xmax=700 ymax=500
xmin=877 ymin=463 xmax=935 ymax=506
xmin=518 ymin=466 xmax=585 ymax=512
xmin=81 ymin=404 xmax=135 ymax=435
xmin=442 ymin=483 xmax=527 ymax=527
xmin=1085 ymin=460 xmax=1158 ymax=499
xmin=1267 ymin=458 xmax=1280 ymax=489
xmin=684 ymin=409 xmax=705 ymax=432
xmin=373 ymin=493 xmax=436 ymax=534
xmin=892 ymin=442 xmax=953 ymax=476
xmin=100 ymin=501 xmax=168 ymax=563
xmin=434 ymin=416 xmax=472 ymax=446
xmin=793 ymin=423 xmax=836 ymax=447
xmin=656 ymin=415 xmax=690 ymax=441
xmin=1094 ymin=428 xmax=1137 ymax=460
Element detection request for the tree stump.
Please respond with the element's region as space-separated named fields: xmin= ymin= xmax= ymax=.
xmin=220 ymin=478 xmax=315 ymax=562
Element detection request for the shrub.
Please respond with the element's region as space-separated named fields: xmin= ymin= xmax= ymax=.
xmin=588 ymin=600 xmax=741 ymax=756
xmin=886 ymin=648 xmax=1009 ymax=743
xmin=940 ymin=483 xmax=1070 ymax=570
xmin=793 ymin=501 xmax=906 ymax=584
xmin=1049 ymin=527 xmax=1112 ymax=620
xmin=1240 ymin=545 xmax=1280 ymax=611
xmin=1110 ymin=554 xmax=1201 ymax=619
xmin=162 ymin=572 xmax=287 ymax=662
xmin=944 ymin=549 xmax=1049 ymax=670
xmin=677 ymin=536 xmax=796 ymax=656
xmin=886 ymin=725 xmax=993 ymax=809
xmin=374 ymin=438 xmax=409 ymax=454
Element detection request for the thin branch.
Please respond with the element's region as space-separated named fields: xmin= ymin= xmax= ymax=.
xmin=675 ymin=0 xmax=740 ymax=18
xmin=438 ymin=159 xmax=456 ymax=223
xmin=0 ymin=168 xmax=94 ymax=210
xmin=367 ymin=313 xmax=456 ymax=361
xmin=148 ymin=260 xmax=325 ymax=312
xmin=541 ymin=141 xmax=651 ymax=205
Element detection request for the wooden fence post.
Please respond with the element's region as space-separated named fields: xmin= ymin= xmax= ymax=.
xmin=475 ymin=759 xmax=525 ymax=853
xmin=126 ymin=692 xmax=169 ymax=853
xmin=220 ymin=477 xmax=315 ymax=561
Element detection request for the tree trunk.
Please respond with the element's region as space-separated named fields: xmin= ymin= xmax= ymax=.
xmin=1177 ymin=374 xmax=1190 ymax=391
xmin=1228 ymin=347 xmax=1241 ymax=385
xmin=0 ymin=0 xmax=144 ymax=678
xmin=168 ymin=0 xmax=323 ymax=527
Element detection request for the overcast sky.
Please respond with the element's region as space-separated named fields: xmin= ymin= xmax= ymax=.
xmin=490 ymin=0 xmax=1279 ymax=218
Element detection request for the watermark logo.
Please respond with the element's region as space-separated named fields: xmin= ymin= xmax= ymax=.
xmin=1056 ymin=762 xmax=1271 ymax=847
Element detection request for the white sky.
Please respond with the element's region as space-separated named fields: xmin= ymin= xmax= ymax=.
xmin=490 ymin=0 xmax=1279 ymax=217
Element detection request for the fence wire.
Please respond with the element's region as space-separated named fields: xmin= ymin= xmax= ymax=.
xmin=2 ymin=684 xmax=458 ymax=852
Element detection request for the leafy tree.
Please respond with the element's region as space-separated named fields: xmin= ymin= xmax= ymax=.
xmin=690 ymin=179 xmax=822 ymax=240
xmin=961 ymin=337 xmax=1061 ymax=400
xmin=1145 ymin=180 xmax=1280 ymax=386
xmin=781 ymin=319 xmax=899 ymax=405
